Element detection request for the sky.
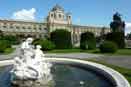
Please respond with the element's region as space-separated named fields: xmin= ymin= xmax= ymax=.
xmin=0 ymin=0 xmax=131 ymax=34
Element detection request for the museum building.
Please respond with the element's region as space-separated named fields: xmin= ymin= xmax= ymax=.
xmin=0 ymin=4 xmax=110 ymax=45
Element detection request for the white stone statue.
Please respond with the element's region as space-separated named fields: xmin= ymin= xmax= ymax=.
xmin=11 ymin=38 xmax=53 ymax=86
xmin=21 ymin=38 xmax=34 ymax=49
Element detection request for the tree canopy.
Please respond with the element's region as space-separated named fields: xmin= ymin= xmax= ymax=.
xmin=110 ymin=12 xmax=125 ymax=33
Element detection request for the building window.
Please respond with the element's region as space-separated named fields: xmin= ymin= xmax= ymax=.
xmin=10 ymin=26 xmax=13 ymax=28
xmin=16 ymin=26 xmax=20 ymax=29
xmin=3 ymin=26 xmax=7 ymax=28
xmin=28 ymin=27 xmax=31 ymax=29
xmin=3 ymin=23 xmax=7 ymax=28
xmin=68 ymin=16 xmax=71 ymax=19
xmin=34 ymin=27 xmax=36 ymax=29
xmin=39 ymin=28 xmax=42 ymax=30
xmin=54 ymin=14 xmax=57 ymax=19
xmin=59 ymin=14 xmax=61 ymax=18
xmin=51 ymin=14 xmax=54 ymax=17
xmin=22 ymin=26 xmax=26 ymax=29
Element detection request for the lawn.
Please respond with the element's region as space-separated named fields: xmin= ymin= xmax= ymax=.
xmin=115 ymin=49 xmax=131 ymax=55
xmin=46 ymin=48 xmax=98 ymax=53
xmin=86 ymin=59 xmax=131 ymax=85
xmin=3 ymin=48 xmax=15 ymax=54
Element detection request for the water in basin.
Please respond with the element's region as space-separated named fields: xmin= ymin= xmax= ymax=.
xmin=0 ymin=64 xmax=114 ymax=87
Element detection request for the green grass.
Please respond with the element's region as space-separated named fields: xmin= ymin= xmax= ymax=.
xmin=46 ymin=48 xmax=98 ymax=53
xmin=4 ymin=48 xmax=15 ymax=54
xmin=86 ymin=59 xmax=131 ymax=85
xmin=115 ymin=49 xmax=131 ymax=55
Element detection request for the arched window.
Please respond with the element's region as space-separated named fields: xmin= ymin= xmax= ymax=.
xmin=68 ymin=16 xmax=71 ymax=19
xmin=22 ymin=26 xmax=26 ymax=29
xmin=16 ymin=26 xmax=20 ymax=29
xmin=59 ymin=14 xmax=61 ymax=18
xmin=51 ymin=14 xmax=54 ymax=17
xmin=54 ymin=14 xmax=57 ymax=19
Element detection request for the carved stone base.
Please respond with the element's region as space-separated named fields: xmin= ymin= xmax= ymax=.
xmin=11 ymin=79 xmax=55 ymax=87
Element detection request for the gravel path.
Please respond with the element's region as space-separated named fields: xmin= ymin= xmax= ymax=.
xmin=93 ymin=55 xmax=131 ymax=69
xmin=45 ymin=53 xmax=103 ymax=59
xmin=0 ymin=46 xmax=131 ymax=69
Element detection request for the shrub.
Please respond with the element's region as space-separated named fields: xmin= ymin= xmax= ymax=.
xmin=80 ymin=32 xmax=96 ymax=50
xmin=99 ymin=41 xmax=118 ymax=53
xmin=0 ymin=40 xmax=11 ymax=53
xmin=0 ymin=35 xmax=20 ymax=45
xmin=106 ymin=32 xmax=125 ymax=48
xmin=33 ymin=39 xmax=55 ymax=51
xmin=50 ymin=29 xmax=72 ymax=49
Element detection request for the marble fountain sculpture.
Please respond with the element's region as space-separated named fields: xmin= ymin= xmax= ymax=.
xmin=10 ymin=38 xmax=54 ymax=87
xmin=0 ymin=38 xmax=129 ymax=87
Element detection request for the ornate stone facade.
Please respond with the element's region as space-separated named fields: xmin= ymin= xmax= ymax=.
xmin=0 ymin=4 xmax=110 ymax=45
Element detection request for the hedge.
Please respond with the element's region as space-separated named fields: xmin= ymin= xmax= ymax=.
xmin=106 ymin=32 xmax=125 ymax=48
xmin=33 ymin=39 xmax=55 ymax=51
xmin=99 ymin=41 xmax=118 ymax=53
xmin=80 ymin=32 xmax=96 ymax=50
xmin=50 ymin=29 xmax=72 ymax=49
xmin=0 ymin=40 xmax=12 ymax=53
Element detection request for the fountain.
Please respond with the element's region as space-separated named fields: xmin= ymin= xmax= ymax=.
xmin=0 ymin=38 xmax=130 ymax=87
xmin=10 ymin=38 xmax=54 ymax=87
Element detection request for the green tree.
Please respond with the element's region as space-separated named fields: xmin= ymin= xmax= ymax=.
xmin=0 ymin=30 xmax=3 ymax=37
xmin=106 ymin=32 xmax=125 ymax=48
xmin=99 ymin=41 xmax=118 ymax=53
xmin=126 ymin=33 xmax=131 ymax=40
xmin=0 ymin=40 xmax=11 ymax=53
xmin=110 ymin=12 xmax=125 ymax=32
xmin=33 ymin=39 xmax=55 ymax=51
xmin=50 ymin=29 xmax=72 ymax=49
xmin=80 ymin=32 xmax=96 ymax=50
xmin=108 ymin=12 xmax=125 ymax=48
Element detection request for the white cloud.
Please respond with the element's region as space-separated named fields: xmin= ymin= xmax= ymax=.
xmin=125 ymin=22 xmax=131 ymax=35
xmin=12 ymin=8 xmax=36 ymax=21
xmin=126 ymin=22 xmax=131 ymax=28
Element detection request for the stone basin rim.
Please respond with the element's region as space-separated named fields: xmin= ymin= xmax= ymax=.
xmin=0 ymin=58 xmax=130 ymax=87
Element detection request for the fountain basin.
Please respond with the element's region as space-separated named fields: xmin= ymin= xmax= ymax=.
xmin=0 ymin=58 xmax=130 ymax=87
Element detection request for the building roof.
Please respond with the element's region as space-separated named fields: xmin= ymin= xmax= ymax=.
xmin=51 ymin=4 xmax=64 ymax=12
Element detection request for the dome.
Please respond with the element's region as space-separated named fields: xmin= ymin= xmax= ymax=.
xmin=52 ymin=4 xmax=64 ymax=12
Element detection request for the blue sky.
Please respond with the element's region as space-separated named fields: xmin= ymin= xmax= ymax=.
xmin=0 ymin=0 xmax=131 ymax=33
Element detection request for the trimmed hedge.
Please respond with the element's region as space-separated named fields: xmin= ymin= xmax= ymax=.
xmin=106 ymin=32 xmax=125 ymax=48
xmin=99 ymin=41 xmax=118 ymax=53
xmin=50 ymin=29 xmax=72 ymax=49
xmin=80 ymin=32 xmax=96 ymax=50
xmin=0 ymin=35 xmax=20 ymax=45
xmin=0 ymin=40 xmax=11 ymax=53
xmin=33 ymin=39 xmax=55 ymax=51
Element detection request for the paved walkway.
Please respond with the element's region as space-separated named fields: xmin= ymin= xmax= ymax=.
xmin=0 ymin=47 xmax=131 ymax=69
xmin=45 ymin=53 xmax=131 ymax=69
xmin=93 ymin=55 xmax=131 ymax=69
xmin=45 ymin=53 xmax=103 ymax=59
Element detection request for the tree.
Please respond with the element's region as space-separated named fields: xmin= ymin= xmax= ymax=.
xmin=33 ymin=39 xmax=55 ymax=51
xmin=98 ymin=27 xmax=107 ymax=42
xmin=80 ymin=32 xmax=96 ymax=50
xmin=106 ymin=32 xmax=125 ymax=48
xmin=99 ymin=41 xmax=118 ymax=53
xmin=126 ymin=33 xmax=131 ymax=40
xmin=0 ymin=30 xmax=3 ymax=37
xmin=110 ymin=12 xmax=125 ymax=33
xmin=50 ymin=29 xmax=72 ymax=49
xmin=108 ymin=12 xmax=125 ymax=48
